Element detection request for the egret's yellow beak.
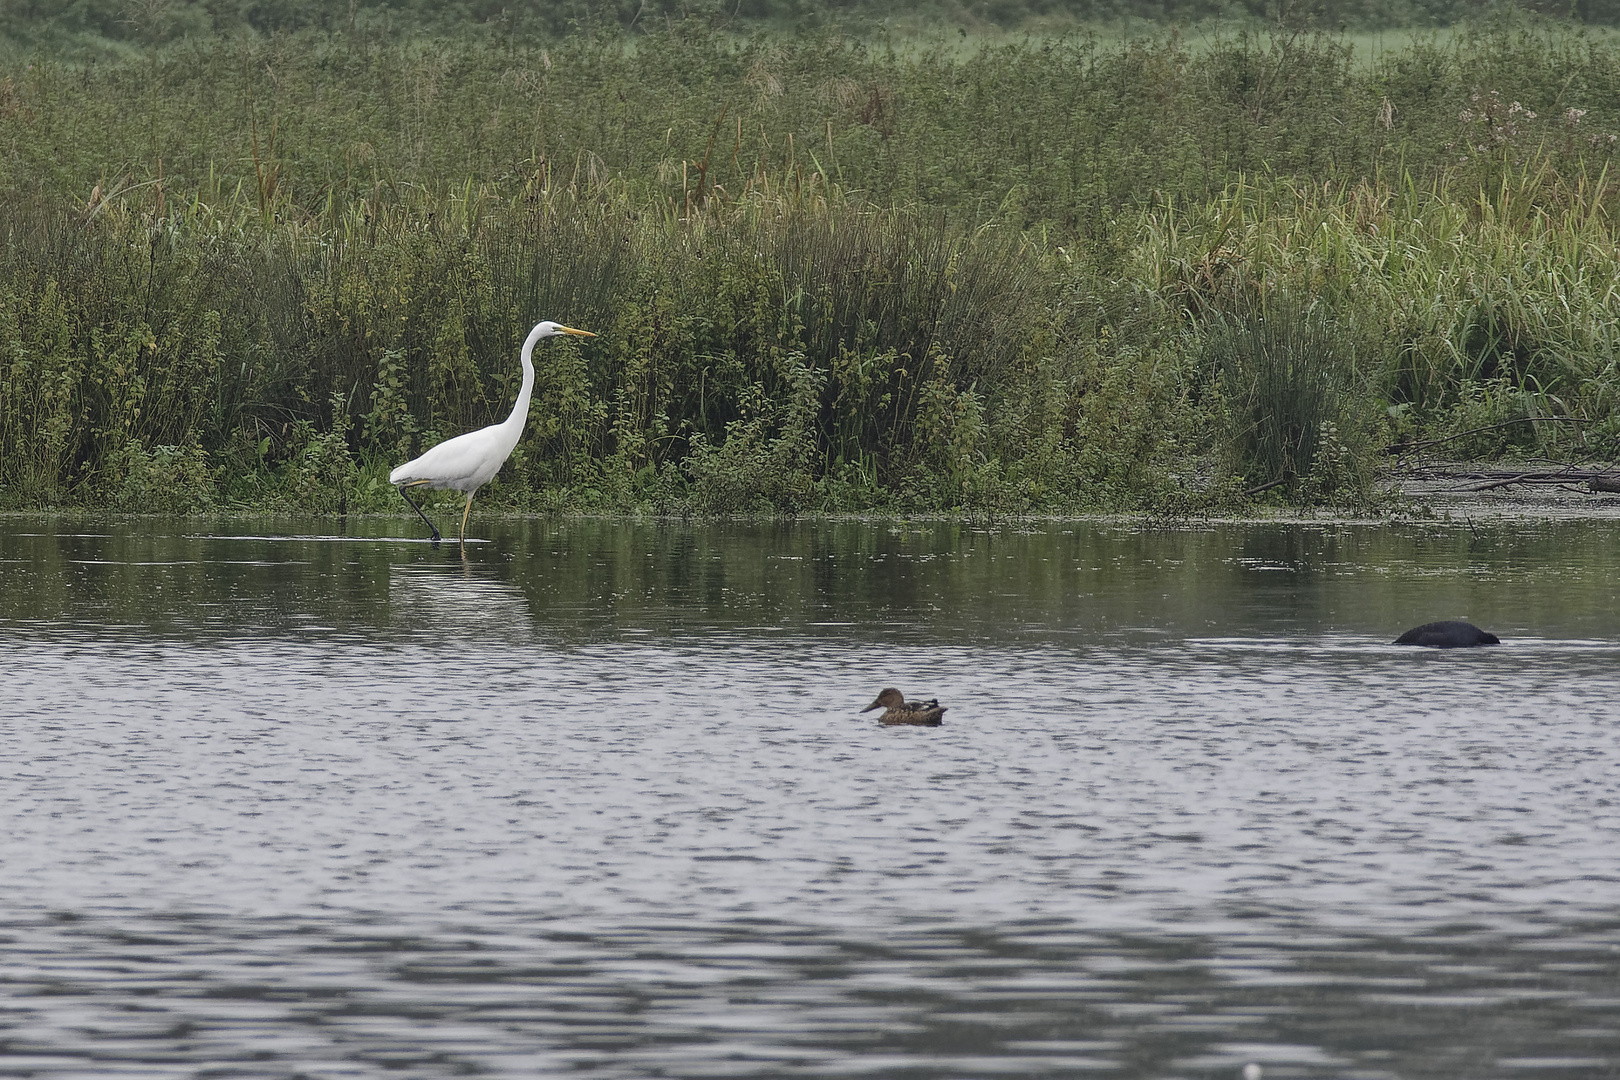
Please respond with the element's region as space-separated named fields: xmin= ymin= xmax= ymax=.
xmin=557 ymin=326 xmax=595 ymax=337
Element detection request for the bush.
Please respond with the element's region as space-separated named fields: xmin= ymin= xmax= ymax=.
xmin=110 ymin=439 xmax=217 ymax=512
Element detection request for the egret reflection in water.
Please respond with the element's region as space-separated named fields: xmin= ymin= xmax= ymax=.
xmin=389 ymin=563 xmax=534 ymax=633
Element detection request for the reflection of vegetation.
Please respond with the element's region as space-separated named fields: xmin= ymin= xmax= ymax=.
xmin=3 ymin=16 xmax=1620 ymax=515
xmin=6 ymin=518 xmax=1619 ymax=646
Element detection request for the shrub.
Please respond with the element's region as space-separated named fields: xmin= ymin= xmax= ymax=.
xmin=109 ymin=439 xmax=217 ymax=512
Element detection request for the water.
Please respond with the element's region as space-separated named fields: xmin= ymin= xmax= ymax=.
xmin=2 ymin=516 xmax=1619 ymax=1079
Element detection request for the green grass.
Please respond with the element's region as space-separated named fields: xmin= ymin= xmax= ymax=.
xmin=8 ymin=0 xmax=1609 ymax=64
xmin=2 ymin=13 xmax=1619 ymax=516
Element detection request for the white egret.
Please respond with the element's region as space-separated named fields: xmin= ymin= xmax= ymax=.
xmin=391 ymin=320 xmax=595 ymax=544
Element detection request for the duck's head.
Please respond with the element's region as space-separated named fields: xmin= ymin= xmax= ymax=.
xmin=861 ymin=687 xmax=905 ymax=712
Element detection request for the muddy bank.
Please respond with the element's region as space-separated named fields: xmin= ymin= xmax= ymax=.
xmin=1393 ymin=463 xmax=1620 ymax=521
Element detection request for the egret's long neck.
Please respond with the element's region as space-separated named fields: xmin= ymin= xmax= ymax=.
xmin=497 ymin=326 xmax=544 ymax=442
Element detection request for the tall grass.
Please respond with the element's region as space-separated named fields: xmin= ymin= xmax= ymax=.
xmin=3 ymin=18 xmax=1620 ymax=514
xmin=0 ymin=184 xmax=1192 ymax=513
xmin=1132 ymin=168 xmax=1620 ymax=413
xmin=7 ymin=20 xmax=1620 ymax=232
xmin=1205 ymin=300 xmax=1372 ymax=503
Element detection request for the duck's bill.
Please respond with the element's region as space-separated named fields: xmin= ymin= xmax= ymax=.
xmin=860 ymin=700 xmax=883 ymax=712
xmin=558 ymin=326 xmax=596 ymax=337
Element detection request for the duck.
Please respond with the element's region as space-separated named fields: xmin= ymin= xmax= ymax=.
xmin=861 ymin=688 xmax=947 ymax=726
xmin=1394 ymin=620 xmax=1501 ymax=648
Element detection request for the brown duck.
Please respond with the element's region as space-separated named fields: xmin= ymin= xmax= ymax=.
xmin=861 ymin=687 xmax=946 ymax=726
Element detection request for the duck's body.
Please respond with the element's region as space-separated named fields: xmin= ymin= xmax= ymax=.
xmin=861 ymin=687 xmax=946 ymax=726
xmin=1394 ymin=620 xmax=1501 ymax=648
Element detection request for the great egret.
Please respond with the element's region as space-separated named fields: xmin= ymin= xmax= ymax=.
xmin=391 ymin=320 xmax=595 ymax=544
xmin=1393 ymin=620 xmax=1501 ymax=648
xmin=860 ymin=688 xmax=947 ymax=726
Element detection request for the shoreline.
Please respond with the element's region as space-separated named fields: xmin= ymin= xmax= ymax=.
xmin=6 ymin=495 xmax=1620 ymax=528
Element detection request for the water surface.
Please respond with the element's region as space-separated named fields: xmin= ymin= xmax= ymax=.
xmin=2 ymin=516 xmax=1618 ymax=1078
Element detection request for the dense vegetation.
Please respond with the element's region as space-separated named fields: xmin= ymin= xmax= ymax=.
xmin=2 ymin=7 xmax=1619 ymax=516
xmin=13 ymin=0 xmax=1620 ymax=53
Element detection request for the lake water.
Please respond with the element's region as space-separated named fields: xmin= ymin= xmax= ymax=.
xmin=2 ymin=515 xmax=1618 ymax=1079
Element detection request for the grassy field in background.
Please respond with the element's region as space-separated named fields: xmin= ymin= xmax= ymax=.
xmin=1 ymin=10 xmax=1618 ymax=516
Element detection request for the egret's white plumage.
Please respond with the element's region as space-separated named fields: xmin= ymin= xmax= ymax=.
xmin=391 ymin=320 xmax=594 ymax=543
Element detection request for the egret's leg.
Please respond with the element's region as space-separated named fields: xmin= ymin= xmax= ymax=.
xmin=459 ymin=492 xmax=475 ymax=544
xmin=397 ymin=484 xmax=442 ymax=543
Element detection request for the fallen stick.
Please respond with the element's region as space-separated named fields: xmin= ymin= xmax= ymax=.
xmin=1243 ymin=477 xmax=1289 ymax=497
xmin=1454 ymin=470 xmax=1620 ymax=491
xmin=1465 ymin=472 xmax=1542 ymax=492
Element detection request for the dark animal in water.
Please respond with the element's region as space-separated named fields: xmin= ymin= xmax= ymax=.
xmin=861 ymin=688 xmax=947 ymax=726
xmin=1394 ymin=620 xmax=1500 ymax=648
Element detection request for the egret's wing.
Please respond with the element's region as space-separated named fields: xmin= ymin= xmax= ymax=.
xmin=389 ymin=426 xmax=501 ymax=489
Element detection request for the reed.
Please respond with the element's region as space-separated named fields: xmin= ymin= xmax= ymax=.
xmin=1204 ymin=299 xmax=1370 ymax=501
xmin=4 ymin=17 xmax=1620 ymax=514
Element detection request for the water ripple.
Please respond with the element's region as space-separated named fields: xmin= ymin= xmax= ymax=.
xmin=4 ymin=519 xmax=1620 ymax=1077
